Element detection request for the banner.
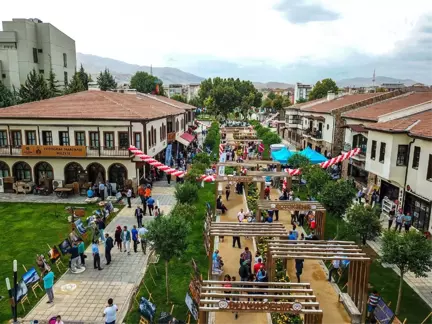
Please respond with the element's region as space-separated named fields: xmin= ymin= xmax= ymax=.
xmin=22 ymin=145 xmax=86 ymax=157
xmin=218 ymin=152 xmax=227 ymax=176
xmin=165 ymin=144 xmax=173 ymax=166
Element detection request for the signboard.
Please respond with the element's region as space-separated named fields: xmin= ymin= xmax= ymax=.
xmin=373 ymin=299 xmax=395 ymax=324
xmin=218 ymin=153 xmax=227 ymax=176
xmin=265 ymin=202 xmax=321 ymax=211
xmin=167 ymin=132 xmax=176 ymax=143
xmin=22 ymin=145 xmax=86 ymax=157
xmin=218 ymin=300 xmax=303 ymax=312
xmin=216 ymin=176 xmax=265 ymax=183
xmin=185 ymin=292 xmax=199 ymax=320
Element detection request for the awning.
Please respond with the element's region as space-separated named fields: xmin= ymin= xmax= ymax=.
xmin=177 ymin=132 xmax=196 ymax=147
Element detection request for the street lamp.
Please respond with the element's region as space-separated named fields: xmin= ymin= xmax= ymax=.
xmin=5 ymin=278 xmax=14 ymax=321
xmin=13 ymin=260 xmax=18 ymax=323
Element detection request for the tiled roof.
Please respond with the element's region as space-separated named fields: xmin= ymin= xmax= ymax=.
xmin=289 ymin=98 xmax=326 ymax=109
xmin=343 ymin=92 xmax=432 ymax=121
xmin=0 ymin=91 xmax=185 ymax=120
xmin=301 ymin=93 xmax=383 ymax=113
xmin=366 ymin=109 xmax=432 ymax=139
xmin=140 ymin=93 xmax=196 ymax=110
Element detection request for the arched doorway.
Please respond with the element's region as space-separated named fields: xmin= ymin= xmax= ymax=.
xmin=87 ymin=162 xmax=105 ymax=185
xmin=108 ymin=163 xmax=128 ymax=188
xmin=0 ymin=161 xmax=10 ymax=177
xmin=34 ymin=162 xmax=54 ymax=185
xmin=64 ymin=162 xmax=84 ymax=184
xmin=12 ymin=161 xmax=32 ymax=181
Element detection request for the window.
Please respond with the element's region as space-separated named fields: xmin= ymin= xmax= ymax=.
xmin=159 ymin=126 xmax=162 ymax=141
xmin=167 ymin=121 xmax=173 ymax=133
xmin=176 ymin=120 xmax=179 ymax=132
xmin=59 ymin=131 xmax=70 ymax=146
xmin=379 ymin=142 xmax=386 ymax=163
xmin=412 ymin=146 xmax=421 ymax=169
xmin=39 ymin=69 xmax=45 ymax=74
xmin=134 ymin=133 xmax=142 ymax=150
xmin=396 ymin=145 xmax=409 ymax=166
xmin=0 ymin=131 xmax=7 ymax=147
xmin=25 ymin=131 xmax=36 ymax=145
xmin=38 ymin=48 xmax=43 ymax=53
xmin=118 ymin=132 xmax=129 ymax=148
xmin=63 ymin=53 xmax=67 ymax=67
xmin=104 ymin=132 xmax=114 ymax=149
xmin=327 ymin=124 xmax=329 ymax=130
xmin=0 ymin=161 xmax=9 ymax=177
xmin=153 ymin=128 xmax=157 ymax=146
xmin=89 ymin=132 xmax=99 ymax=148
xmin=42 ymin=131 xmax=53 ymax=145
xmin=64 ymin=71 xmax=68 ymax=86
xmin=427 ymin=155 xmax=432 ymax=181
xmin=75 ymin=131 xmax=86 ymax=146
xmin=371 ymin=140 xmax=377 ymax=160
xmin=13 ymin=162 xmax=32 ymax=181
xmin=11 ymin=131 xmax=22 ymax=147
xmin=352 ymin=134 xmax=367 ymax=155
xmin=33 ymin=48 xmax=38 ymax=63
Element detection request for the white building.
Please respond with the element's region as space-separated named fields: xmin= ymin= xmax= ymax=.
xmin=0 ymin=18 xmax=76 ymax=89
xmin=293 ymin=82 xmax=312 ymax=103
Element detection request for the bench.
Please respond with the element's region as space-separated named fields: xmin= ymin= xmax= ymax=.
xmin=55 ymin=187 xmax=73 ymax=198
xmin=339 ymin=293 xmax=361 ymax=324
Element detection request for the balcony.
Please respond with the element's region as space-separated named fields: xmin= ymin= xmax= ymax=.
xmin=0 ymin=145 xmax=131 ymax=158
xmin=302 ymin=129 xmax=323 ymax=141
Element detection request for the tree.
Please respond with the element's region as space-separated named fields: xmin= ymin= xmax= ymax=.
xmin=287 ymin=154 xmax=310 ymax=169
xmin=19 ymin=69 xmax=50 ymax=103
xmin=261 ymin=97 xmax=273 ymax=108
xmin=145 ymin=216 xmax=190 ymax=303
xmin=381 ymin=230 xmax=432 ymax=315
xmin=77 ymin=64 xmax=90 ymax=90
xmin=0 ymin=81 xmax=16 ymax=108
xmin=302 ymin=165 xmax=331 ymax=198
xmin=272 ymin=95 xmax=284 ymax=110
xmin=130 ymin=71 xmax=163 ymax=94
xmin=170 ymin=94 xmax=187 ymax=103
xmin=188 ymin=96 xmax=202 ymax=107
xmin=174 ymin=182 xmax=199 ymax=204
xmin=65 ymin=73 xmax=86 ymax=94
xmin=296 ymin=98 xmax=307 ymax=104
xmin=170 ymin=203 xmax=197 ymax=220
xmin=97 ymin=68 xmax=117 ymax=91
xmin=345 ymin=204 xmax=382 ymax=245
xmin=267 ymin=91 xmax=276 ymax=100
xmin=309 ymin=78 xmax=338 ymax=100
xmin=319 ymin=179 xmax=356 ymax=216
xmin=46 ymin=69 xmax=62 ymax=98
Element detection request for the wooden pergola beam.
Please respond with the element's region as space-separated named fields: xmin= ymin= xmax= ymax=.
xmin=256 ymin=199 xmax=326 ymax=211
xmin=215 ymin=175 xmax=266 ymax=183
xmin=198 ymin=307 xmax=324 ymax=314
xmin=271 ymin=255 xmax=370 ymax=261
xmin=247 ymin=171 xmax=292 ymax=177
xmin=270 ymin=251 xmax=367 ymax=257
xmin=203 ymin=280 xmax=310 ymax=287
xmin=268 ymin=247 xmax=363 ymax=253
xmin=200 ymin=300 xmax=320 ymax=307
xmin=201 ymin=293 xmax=317 ymax=300
xmin=210 ymin=232 xmax=288 ymax=237
xmin=200 ymin=286 xmax=314 ymax=293
xmin=217 ymin=161 xmax=281 ymax=166
xmin=269 ymin=239 xmax=356 ymax=244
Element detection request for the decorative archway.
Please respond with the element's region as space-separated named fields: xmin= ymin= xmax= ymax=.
xmin=86 ymin=162 xmax=105 ymax=184
xmin=0 ymin=161 xmax=10 ymax=177
xmin=64 ymin=162 xmax=84 ymax=184
xmin=34 ymin=161 xmax=54 ymax=185
xmin=12 ymin=161 xmax=32 ymax=181
xmin=108 ymin=163 xmax=128 ymax=188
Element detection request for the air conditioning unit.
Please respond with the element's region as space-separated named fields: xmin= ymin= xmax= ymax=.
xmin=52 ymin=180 xmax=64 ymax=189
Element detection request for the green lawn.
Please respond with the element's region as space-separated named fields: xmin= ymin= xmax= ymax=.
xmin=125 ymin=183 xmax=214 ymax=323
xmin=0 ymin=202 xmax=121 ymax=323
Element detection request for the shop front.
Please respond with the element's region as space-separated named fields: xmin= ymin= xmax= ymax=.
xmin=379 ymin=179 xmax=401 ymax=203
xmin=404 ymin=192 xmax=431 ymax=233
xmin=348 ymin=159 xmax=368 ymax=187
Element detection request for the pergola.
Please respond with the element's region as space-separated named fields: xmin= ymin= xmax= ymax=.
xmin=257 ymin=200 xmax=326 ymax=239
xmin=198 ymin=280 xmax=323 ymax=324
xmin=267 ymin=239 xmax=371 ymax=316
xmin=221 ymin=127 xmax=253 ymax=132
xmin=247 ymin=170 xmax=293 ymax=190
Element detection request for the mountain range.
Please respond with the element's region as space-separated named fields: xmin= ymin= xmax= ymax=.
xmin=77 ymin=53 xmax=419 ymax=89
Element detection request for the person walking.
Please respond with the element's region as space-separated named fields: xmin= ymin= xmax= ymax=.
xmin=166 ymin=173 xmax=171 ymax=185
xmin=388 ymin=206 xmax=396 ymax=230
xmin=403 ymin=212 xmax=412 ymax=232
xmin=78 ymin=240 xmax=86 ymax=266
xmin=225 ymin=183 xmax=231 ymax=201
xmin=42 ymin=270 xmax=55 ymax=304
xmin=232 ymin=235 xmax=241 ymax=249
xmin=103 ymin=298 xmax=118 ymax=324
xmin=138 ymin=184 xmax=146 ymax=213
xmin=92 ymin=241 xmax=103 ymax=270
xmin=240 ymin=247 xmax=252 ymax=268
xmin=97 ymin=217 xmax=106 ymax=244
xmin=328 ymin=259 xmax=340 ymax=282
xmin=147 ymin=195 xmax=155 ymax=216
xmin=135 ymin=206 xmax=143 ymax=228
xmin=68 ymin=242 xmax=82 ymax=273
xmin=122 ymin=226 xmax=131 ymax=255
xmin=55 ymin=315 xmax=64 ymax=324
xmin=126 ymin=188 xmax=132 ymax=208
xmin=114 ymin=226 xmax=122 ymax=251
xmin=138 ymin=226 xmax=148 ymax=254
xmin=239 ymin=261 xmax=250 ymax=282
xmin=295 ymin=259 xmax=304 ymax=283
xmin=99 ymin=182 xmax=106 ymax=201
xmin=105 ymin=233 xmax=114 ymax=265
xmin=131 ymin=225 xmax=139 ymax=253
xmin=395 ymin=211 xmax=403 ymax=232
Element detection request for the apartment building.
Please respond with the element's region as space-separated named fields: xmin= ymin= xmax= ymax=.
xmin=0 ymin=91 xmax=192 ymax=193
xmin=364 ymin=109 xmax=432 ymax=233
xmin=293 ymin=83 xmax=312 ymax=103
xmin=164 ymin=83 xmax=200 ymax=102
xmin=0 ymin=18 xmax=76 ymax=89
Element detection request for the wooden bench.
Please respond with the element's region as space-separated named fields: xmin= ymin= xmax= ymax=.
xmin=339 ymin=293 xmax=361 ymax=324
xmin=55 ymin=187 xmax=73 ymax=198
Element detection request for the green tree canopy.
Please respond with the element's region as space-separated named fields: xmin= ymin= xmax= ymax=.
xmin=302 ymin=164 xmax=331 ymax=198
xmin=170 ymin=93 xmax=187 ymax=103
xmin=318 ymin=179 xmax=356 ymax=216
xmin=78 ymin=64 xmax=90 ymax=90
xmin=145 ymin=216 xmax=190 ymax=303
xmin=381 ymin=230 xmax=432 ymax=315
xmin=0 ymin=81 xmax=16 ymax=108
xmin=97 ymin=68 xmax=117 ymax=91
xmin=188 ymin=96 xmax=202 ymax=107
xmin=46 ymin=69 xmax=62 ymax=98
xmin=287 ymin=154 xmax=310 ymax=169
xmin=296 ymin=98 xmax=307 ymax=104
xmin=267 ymin=91 xmax=276 ymax=100
xmin=345 ymin=204 xmax=382 ymax=245
xmin=65 ymin=73 xmax=86 ymax=94
xmin=308 ymin=78 xmax=338 ymax=100
xmin=130 ymin=71 xmax=164 ymax=94
xmin=261 ymin=93 xmax=291 ymax=110
xmin=19 ymin=69 xmax=50 ymax=103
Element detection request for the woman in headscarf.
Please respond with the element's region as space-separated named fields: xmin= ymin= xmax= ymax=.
xmin=114 ymin=225 xmax=123 ymax=251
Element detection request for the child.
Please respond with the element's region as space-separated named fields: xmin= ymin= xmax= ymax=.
xmin=223 ymin=274 xmax=232 ymax=301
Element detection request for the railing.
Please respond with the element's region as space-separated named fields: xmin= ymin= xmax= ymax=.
xmin=0 ymin=145 xmax=131 ymax=157
xmin=311 ymin=132 xmax=323 ymax=140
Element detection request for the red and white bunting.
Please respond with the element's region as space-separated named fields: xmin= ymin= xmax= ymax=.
xmin=128 ymin=145 xmax=185 ymax=177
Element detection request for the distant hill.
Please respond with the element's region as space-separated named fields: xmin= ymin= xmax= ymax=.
xmin=253 ymin=82 xmax=294 ymax=89
xmin=77 ymin=53 xmax=204 ymax=85
xmin=337 ymin=76 xmax=418 ymax=88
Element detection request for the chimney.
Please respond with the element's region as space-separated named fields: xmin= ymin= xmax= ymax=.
xmin=327 ymin=91 xmax=336 ymax=101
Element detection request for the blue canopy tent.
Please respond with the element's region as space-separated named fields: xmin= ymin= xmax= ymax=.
xmin=271 ymin=147 xmax=293 ymax=164
xmin=299 ymin=147 xmax=328 ymax=164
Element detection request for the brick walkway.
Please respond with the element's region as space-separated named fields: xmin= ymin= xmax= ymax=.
xmin=24 ymin=184 xmax=176 ymax=324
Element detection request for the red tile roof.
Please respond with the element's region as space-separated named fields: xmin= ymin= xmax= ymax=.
xmin=343 ymin=92 xmax=432 ymax=121
xmin=301 ymin=93 xmax=383 ymax=113
xmin=180 ymin=132 xmax=196 ymax=143
xmin=140 ymin=94 xmax=196 ymax=110
xmin=0 ymin=91 xmax=185 ymax=120
xmin=341 ymin=124 xmax=368 ymax=133
xmin=366 ymin=109 xmax=432 ymax=139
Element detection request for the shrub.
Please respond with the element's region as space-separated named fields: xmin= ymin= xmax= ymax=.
xmin=319 ymin=179 xmax=356 ymax=217
xmin=170 ymin=203 xmax=197 ymax=221
xmin=174 ymin=182 xmax=199 ymax=204
xmin=193 ymin=153 xmax=212 ymax=167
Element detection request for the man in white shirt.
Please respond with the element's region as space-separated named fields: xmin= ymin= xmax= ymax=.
xmin=328 ymin=259 xmax=340 ymax=282
xmin=138 ymin=226 xmax=148 ymax=254
xmin=237 ymin=209 xmax=245 ymax=222
xmin=126 ymin=188 xmax=132 ymax=208
xmin=103 ymin=298 xmax=118 ymax=324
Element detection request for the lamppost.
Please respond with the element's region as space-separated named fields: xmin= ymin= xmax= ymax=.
xmin=13 ymin=260 xmax=18 ymax=323
xmin=5 ymin=278 xmax=14 ymax=322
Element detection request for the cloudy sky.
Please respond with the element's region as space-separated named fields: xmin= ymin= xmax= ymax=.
xmin=1 ymin=0 xmax=432 ymax=83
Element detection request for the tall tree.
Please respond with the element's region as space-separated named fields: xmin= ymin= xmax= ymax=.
xmin=308 ymin=78 xmax=338 ymax=100
xmin=47 ymin=69 xmax=62 ymax=98
xmin=170 ymin=94 xmax=187 ymax=103
xmin=302 ymin=164 xmax=331 ymax=198
xmin=319 ymin=179 xmax=356 ymax=216
xmin=97 ymin=68 xmax=117 ymax=91
xmin=267 ymin=91 xmax=276 ymax=100
xmin=345 ymin=204 xmax=382 ymax=245
xmin=188 ymin=96 xmax=202 ymax=107
xmin=0 ymin=81 xmax=17 ymax=108
xmin=19 ymin=69 xmax=50 ymax=103
xmin=381 ymin=230 xmax=432 ymax=315
xmin=77 ymin=64 xmax=90 ymax=90
xmin=145 ymin=216 xmax=190 ymax=303
xmin=296 ymin=98 xmax=307 ymax=104
xmin=65 ymin=73 xmax=86 ymax=94
xmin=130 ymin=71 xmax=164 ymax=94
